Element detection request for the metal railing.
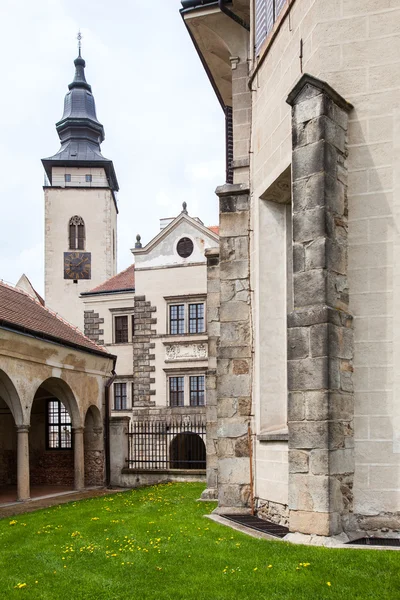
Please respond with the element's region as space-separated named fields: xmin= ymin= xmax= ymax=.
xmin=126 ymin=415 xmax=206 ymax=471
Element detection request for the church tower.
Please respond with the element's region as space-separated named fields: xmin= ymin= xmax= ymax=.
xmin=42 ymin=48 xmax=118 ymax=330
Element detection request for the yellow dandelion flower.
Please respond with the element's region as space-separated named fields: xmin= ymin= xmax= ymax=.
xmin=9 ymin=520 xmax=17 ymax=526
xmin=268 ymin=565 xmax=273 ymax=568
xmin=327 ymin=582 xmax=331 ymax=587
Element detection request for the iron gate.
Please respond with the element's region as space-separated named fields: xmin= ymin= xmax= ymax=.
xmin=127 ymin=416 xmax=206 ymax=471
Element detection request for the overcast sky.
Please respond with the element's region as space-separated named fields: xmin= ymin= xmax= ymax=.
xmin=0 ymin=0 xmax=224 ymax=295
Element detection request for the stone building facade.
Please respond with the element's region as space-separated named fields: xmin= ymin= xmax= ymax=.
xmin=181 ymin=0 xmax=400 ymax=539
xmin=82 ymin=207 xmax=219 ymax=483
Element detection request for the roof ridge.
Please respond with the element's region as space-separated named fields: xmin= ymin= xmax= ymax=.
xmin=0 ymin=280 xmax=108 ymax=354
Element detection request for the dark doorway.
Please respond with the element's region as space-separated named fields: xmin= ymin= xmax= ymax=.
xmin=170 ymin=433 xmax=206 ymax=469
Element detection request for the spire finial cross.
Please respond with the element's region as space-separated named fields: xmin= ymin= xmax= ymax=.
xmin=77 ymin=30 xmax=82 ymax=56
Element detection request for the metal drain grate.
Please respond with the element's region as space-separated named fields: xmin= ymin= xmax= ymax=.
xmin=222 ymin=514 xmax=289 ymax=539
xmin=349 ymin=537 xmax=400 ymax=547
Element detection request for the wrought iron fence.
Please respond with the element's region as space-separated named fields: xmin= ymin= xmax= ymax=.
xmin=126 ymin=415 xmax=206 ymax=471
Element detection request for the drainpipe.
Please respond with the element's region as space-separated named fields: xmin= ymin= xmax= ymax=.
xmin=105 ymin=358 xmax=117 ymax=488
xmin=218 ymin=0 xmax=250 ymax=31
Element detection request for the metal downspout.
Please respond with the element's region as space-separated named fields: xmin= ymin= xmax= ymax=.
xmin=105 ymin=358 xmax=117 ymax=488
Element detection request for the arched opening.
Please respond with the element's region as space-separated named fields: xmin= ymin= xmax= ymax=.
xmin=69 ymin=215 xmax=85 ymax=250
xmin=29 ymin=378 xmax=80 ymax=494
xmin=0 ymin=370 xmax=23 ymax=503
xmin=84 ymin=406 xmax=104 ymax=487
xmin=170 ymin=433 xmax=206 ymax=470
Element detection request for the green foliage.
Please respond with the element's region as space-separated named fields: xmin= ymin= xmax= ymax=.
xmin=0 ymin=483 xmax=399 ymax=599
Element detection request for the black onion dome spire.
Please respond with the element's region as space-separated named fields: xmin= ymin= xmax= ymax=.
xmin=42 ymin=51 xmax=118 ymax=191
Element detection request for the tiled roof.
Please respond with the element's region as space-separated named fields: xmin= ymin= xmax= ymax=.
xmin=208 ymin=225 xmax=219 ymax=235
xmin=0 ymin=281 xmax=111 ymax=356
xmin=85 ymin=264 xmax=135 ymax=295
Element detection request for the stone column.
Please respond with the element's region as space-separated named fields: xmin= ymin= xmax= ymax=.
xmin=214 ymin=183 xmax=252 ymax=512
xmin=73 ymin=427 xmax=85 ymax=491
xmin=286 ymin=74 xmax=354 ymax=537
xmin=109 ymin=416 xmax=130 ymax=487
xmin=132 ymin=296 xmax=157 ymax=407
xmin=201 ymin=247 xmax=220 ymax=501
xmin=17 ymin=426 xmax=30 ymax=501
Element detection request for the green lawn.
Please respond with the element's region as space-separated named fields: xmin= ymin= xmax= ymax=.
xmin=0 ymin=483 xmax=399 ymax=599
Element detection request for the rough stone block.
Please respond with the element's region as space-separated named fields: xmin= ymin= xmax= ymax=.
xmin=217 ymin=374 xmax=251 ymax=398
xmin=288 ymin=392 xmax=305 ymax=421
xmin=294 ymin=269 xmax=327 ymax=306
xmin=293 ymin=243 xmax=305 ymax=272
xmin=305 ymin=238 xmax=326 ymax=270
xmin=220 ymin=321 xmax=251 ymax=347
xmin=217 ymin=398 xmax=237 ymax=419
xmin=310 ymin=323 xmax=328 ymax=358
xmin=287 ymin=328 xmax=310 ymax=360
xmin=218 ymin=457 xmax=250 ymax=485
xmin=289 ymin=474 xmax=330 ymax=512
xmin=220 ymin=301 xmax=249 ymax=323
xmin=289 ymin=421 xmax=328 ymax=450
xmin=330 ymin=449 xmax=354 ymax=475
xmin=219 ymin=260 xmax=249 ymax=281
xmin=293 ymin=207 xmax=326 ymax=243
xmin=305 ymin=391 xmax=329 ymax=421
xmin=292 ymin=172 xmax=325 ymax=211
xmin=288 ymin=357 xmax=328 ymax=391
xmin=220 ymin=211 xmax=249 ymax=237
xmin=289 ymin=510 xmax=331 ymax=536
xmin=217 ymin=422 xmax=248 ymax=439
xmin=289 ymin=450 xmax=309 ymax=473
xmin=309 ymin=449 xmax=329 ymax=475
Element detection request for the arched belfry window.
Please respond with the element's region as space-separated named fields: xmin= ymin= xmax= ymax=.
xmin=69 ymin=216 xmax=85 ymax=250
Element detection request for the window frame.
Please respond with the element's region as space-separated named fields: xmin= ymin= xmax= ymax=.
xmin=68 ymin=215 xmax=85 ymax=250
xmin=46 ymin=399 xmax=72 ymax=451
xmin=85 ymin=174 xmax=93 ymax=183
xmin=189 ymin=375 xmax=205 ymax=407
xmin=167 ymin=299 xmax=206 ymax=336
xmin=169 ymin=376 xmax=185 ymax=407
xmin=113 ymin=382 xmax=128 ymax=411
xmin=168 ymin=373 xmax=206 ymax=408
xmin=188 ymin=303 xmax=205 ymax=334
xmin=114 ymin=315 xmax=129 ymax=344
xmin=112 ymin=313 xmax=134 ymax=344
xmin=64 ymin=173 xmax=71 ymax=183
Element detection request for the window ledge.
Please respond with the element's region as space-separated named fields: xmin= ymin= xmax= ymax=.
xmin=258 ymin=429 xmax=288 ymax=442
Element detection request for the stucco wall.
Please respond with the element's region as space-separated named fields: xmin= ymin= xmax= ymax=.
xmin=251 ymin=0 xmax=400 ymax=520
xmin=45 ymin=168 xmax=117 ymax=330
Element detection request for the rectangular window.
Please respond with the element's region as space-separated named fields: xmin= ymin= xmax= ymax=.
xmin=190 ymin=376 xmax=205 ymax=407
xmin=189 ymin=303 xmax=205 ymax=334
xmin=169 ymin=377 xmax=184 ymax=407
xmin=169 ymin=304 xmax=185 ymax=335
xmin=47 ymin=399 xmax=72 ymax=449
xmin=114 ymin=383 xmax=127 ymax=410
xmin=85 ymin=174 xmax=92 ymax=182
xmin=255 ymin=0 xmax=286 ymax=55
xmin=65 ymin=174 xmax=71 ymax=183
xmin=115 ymin=316 xmax=128 ymax=343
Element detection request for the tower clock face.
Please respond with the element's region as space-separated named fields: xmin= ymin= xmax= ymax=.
xmin=64 ymin=252 xmax=91 ymax=280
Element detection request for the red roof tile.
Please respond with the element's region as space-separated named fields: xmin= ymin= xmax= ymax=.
xmin=0 ymin=282 xmax=111 ymax=356
xmin=86 ymin=264 xmax=135 ymax=295
xmin=208 ymin=225 xmax=219 ymax=235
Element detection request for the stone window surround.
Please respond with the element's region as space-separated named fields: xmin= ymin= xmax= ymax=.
xmin=165 ymin=295 xmax=207 ymax=336
xmin=109 ymin=307 xmax=134 ymax=344
xmin=164 ymin=367 xmax=207 ymax=408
